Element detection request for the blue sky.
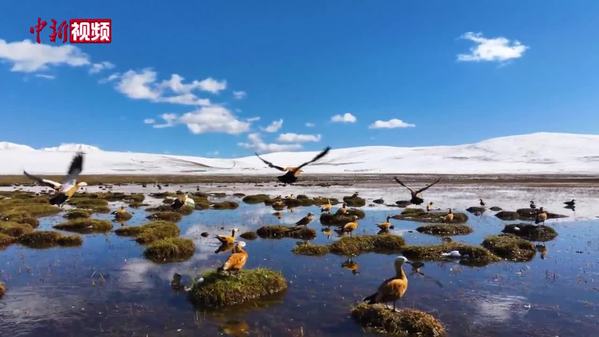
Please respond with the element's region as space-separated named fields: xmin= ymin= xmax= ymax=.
xmin=1 ymin=1 xmax=598 ymax=157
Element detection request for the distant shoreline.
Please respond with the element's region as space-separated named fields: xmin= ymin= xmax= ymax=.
xmin=2 ymin=173 xmax=598 ymax=187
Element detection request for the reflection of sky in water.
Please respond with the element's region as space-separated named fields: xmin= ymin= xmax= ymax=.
xmin=0 ymin=184 xmax=598 ymax=337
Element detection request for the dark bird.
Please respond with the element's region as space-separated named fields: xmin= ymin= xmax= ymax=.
xmin=535 ymin=207 xmax=548 ymax=225
xmin=479 ymin=199 xmax=486 ymax=207
xmin=363 ymin=256 xmax=409 ymax=310
xmin=255 ymin=147 xmax=331 ymax=184
xmin=218 ymin=241 xmax=248 ymax=274
xmin=171 ymin=192 xmax=195 ymax=210
xmin=564 ymin=199 xmax=576 ymax=207
xmin=24 ymin=152 xmax=86 ymax=206
xmin=393 ymin=177 xmax=441 ymax=205
xmin=295 ymin=212 xmax=314 ymax=227
xmin=530 ymin=200 xmax=536 ymax=209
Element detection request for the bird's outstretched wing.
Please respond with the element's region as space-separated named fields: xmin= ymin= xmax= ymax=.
xmin=23 ymin=171 xmax=61 ymax=189
xmin=63 ymin=152 xmax=84 ymax=183
xmin=255 ymin=153 xmax=286 ymax=172
xmin=297 ymin=146 xmax=331 ymax=169
xmin=415 ymin=177 xmax=441 ymax=194
xmin=393 ymin=177 xmax=415 ymax=193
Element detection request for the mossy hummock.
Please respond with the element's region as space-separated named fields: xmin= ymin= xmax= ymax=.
xmin=352 ymin=303 xmax=446 ymax=337
xmin=482 ymin=234 xmax=536 ymax=262
xmin=292 ymin=242 xmax=330 ymax=256
xmin=18 ymin=231 xmax=82 ymax=248
xmin=54 ymin=218 xmax=112 ymax=233
xmin=402 ymin=242 xmax=500 ymax=266
xmin=256 ymin=225 xmax=316 ymax=240
xmin=320 ymin=208 xmax=365 ymax=226
xmin=67 ymin=197 xmax=110 ymax=213
xmin=115 ymin=220 xmax=180 ymax=244
xmin=146 ymin=211 xmax=183 ymax=222
xmin=242 ymin=194 xmax=271 ymax=204
xmin=329 ymin=235 xmax=405 ymax=256
xmin=502 ymin=224 xmax=558 ymax=241
xmin=0 ymin=221 xmax=34 ymax=237
xmin=188 ymin=268 xmax=287 ymax=308
xmin=239 ymin=231 xmax=258 ymax=240
xmin=394 ymin=209 xmax=468 ymax=224
xmin=144 ymin=237 xmax=195 ymax=263
xmin=63 ymin=209 xmax=92 ymax=219
xmin=416 ymin=224 xmax=473 ymax=236
xmin=211 ymin=201 xmax=239 ymax=210
xmin=343 ymin=195 xmax=366 ymax=207
xmin=0 ymin=282 xmax=5 ymax=297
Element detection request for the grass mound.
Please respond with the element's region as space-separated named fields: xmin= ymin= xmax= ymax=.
xmin=144 ymin=237 xmax=195 ymax=263
xmin=189 ymin=268 xmax=287 ymax=308
xmin=516 ymin=208 xmax=567 ymax=220
xmin=1 ymin=211 xmax=39 ymax=227
xmin=394 ymin=209 xmax=468 ymax=224
xmin=312 ymin=197 xmax=340 ymax=205
xmin=0 ymin=282 xmax=5 ymax=297
xmin=212 ymin=201 xmax=239 ymax=210
xmin=0 ymin=233 xmax=16 ymax=247
xmin=502 ymin=224 xmax=558 ymax=241
xmin=482 ymin=234 xmax=536 ymax=262
xmin=320 ymin=209 xmax=365 ymax=226
xmin=146 ymin=211 xmax=183 ymax=222
xmin=466 ymin=206 xmax=486 ymax=214
xmin=67 ymin=197 xmax=110 ymax=213
xmin=256 ymin=225 xmax=316 ymax=240
xmin=18 ymin=231 xmax=82 ymax=248
xmin=115 ymin=221 xmax=180 ymax=244
xmin=113 ymin=210 xmax=132 ymax=221
xmin=292 ymin=242 xmax=330 ymax=256
xmin=416 ymin=224 xmax=473 ymax=236
xmin=329 ymin=235 xmax=405 ymax=256
xmin=54 ymin=219 xmax=112 ymax=233
xmin=239 ymin=231 xmax=258 ymax=240
xmin=495 ymin=211 xmax=520 ymax=220
xmin=351 ymin=303 xmax=446 ymax=337
xmin=242 ymin=194 xmax=271 ymax=204
xmin=343 ymin=195 xmax=366 ymax=207
xmin=0 ymin=221 xmax=34 ymax=237
xmin=402 ymin=242 xmax=499 ymax=266
xmin=0 ymin=194 xmax=61 ymax=221
xmin=63 ymin=209 xmax=92 ymax=219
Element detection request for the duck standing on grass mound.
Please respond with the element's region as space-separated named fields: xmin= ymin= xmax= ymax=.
xmin=530 ymin=200 xmax=536 ymax=209
xmin=338 ymin=202 xmax=348 ymax=215
xmin=295 ymin=212 xmax=314 ymax=227
xmin=343 ymin=215 xmax=360 ymax=236
xmin=171 ymin=192 xmax=195 ymax=210
xmin=444 ymin=209 xmax=454 ymax=223
xmin=24 ymin=152 xmax=87 ymax=206
xmin=377 ymin=216 xmax=394 ymax=232
xmin=426 ymin=202 xmax=433 ymax=212
xmin=216 ymin=228 xmax=239 ymax=245
xmin=218 ymin=241 xmax=248 ymax=275
xmin=321 ymin=199 xmax=332 ymax=213
xmin=255 ymin=146 xmax=331 ymax=184
xmin=393 ymin=177 xmax=441 ymax=205
xmin=363 ymin=256 xmax=409 ymax=311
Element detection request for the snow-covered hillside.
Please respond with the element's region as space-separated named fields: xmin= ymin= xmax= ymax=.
xmin=1 ymin=133 xmax=598 ymax=175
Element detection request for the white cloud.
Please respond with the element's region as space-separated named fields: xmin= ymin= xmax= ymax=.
xmin=458 ymin=32 xmax=528 ymax=62
xmin=153 ymin=113 xmax=178 ymax=128
xmin=233 ymin=90 xmax=247 ymax=99
xmin=331 ymin=112 xmax=357 ymax=123
xmin=262 ymin=119 xmax=283 ymax=133
xmin=34 ymin=74 xmax=55 ymax=80
xmin=114 ymin=69 xmax=212 ymax=106
xmin=369 ymin=118 xmax=415 ymax=129
xmin=0 ymin=39 xmax=89 ymax=72
xmin=179 ymin=105 xmax=250 ymax=134
xmin=246 ymin=116 xmax=261 ymax=122
xmin=89 ymin=61 xmax=115 ymax=74
xmin=277 ymin=133 xmax=321 ymax=143
xmin=143 ymin=118 xmax=155 ymax=124
xmin=238 ymin=133 xmax=302 ymax=153
xmin=305 ymin=122 xmax=315 ymax=128
xmin=196 ymin=77 xmax=227 ymax=93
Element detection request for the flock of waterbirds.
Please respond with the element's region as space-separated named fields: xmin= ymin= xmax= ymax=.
xmin=12 ymin=148 xmax=579 ymax=324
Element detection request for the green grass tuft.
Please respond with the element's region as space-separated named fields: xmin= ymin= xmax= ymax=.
xmin=416 ymin=224 xmax=473 ymax=236
xmin=211 ymin=201 xmax=239 ymax=210
xmin=146 ymin=211 xmax=182 ymax=222
xmin=502 ymin=224 xmax=558 ymax=242
xmin=256 ymin=225 xmax=316 ymax=240
xmin=63 ymin=209 xmax=92 ymax=219
xmin=54 ymin=218 xmax=112 ymax=233
xmin=394 ymin=209 xmax=468 ymax=224
xmin=115 ymin=220 xmax=180 ymax=244
xmin=292 ymin=242 xmax=330 ymax=256
xmin=18 ymin=231 xmax=82 ymax=248
xmin=67 ymin=197 xmax=110 ymax=213
xmin=329 ymin=235 xmax=405 ymax=256
xmin=242 ymin=194 xmax=271 ymax=204
xmin=352 ymin=303 xmax=446 ymax=337
xmin=189 ymin=268 xmax=287 ymax=308
xmin=0 ymin=221 xmax=34 ymax=237
xmin=144 ymin=237 xmax=195 ymax=263
xmin=402 ymin=242 xmax=500 ymax=267
xmin=482 ymin=234 xmax=536 ymax=262
xmin=0 ymin=233 xmax=16 ymax=247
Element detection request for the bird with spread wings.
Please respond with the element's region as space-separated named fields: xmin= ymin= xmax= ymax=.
xmin=23 ymin=152 xmax=87 ymax=206
xmin=393 ymin=176 xmax=441 ymax=205
xmin=255 ymin=146 xmax=331 ymax=184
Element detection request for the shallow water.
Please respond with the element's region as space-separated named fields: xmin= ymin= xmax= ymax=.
xmin=1 ymin=184 xmax=598 ymax=337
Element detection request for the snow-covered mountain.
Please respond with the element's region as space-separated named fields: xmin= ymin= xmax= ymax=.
xmin=1 ymin=133 xmax=598 ymax=175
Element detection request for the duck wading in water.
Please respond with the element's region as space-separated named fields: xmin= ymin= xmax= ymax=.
xmin=255 ymin=147 xmax=331 ymax=184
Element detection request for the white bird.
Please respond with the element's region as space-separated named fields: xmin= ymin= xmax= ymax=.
xmin=441 ymin=250 xmax=461 ymax=258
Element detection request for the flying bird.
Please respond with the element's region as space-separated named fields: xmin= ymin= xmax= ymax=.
xmin=363 ymin=256 xmax=409 ymax=310
xmin=564 ymin=199 xmax=576 ymax=207
xmin=255 ymin=146 xmax=331 ymax=184
xmin=393 ymin=177 xmax=441 ymax=205
xmin=24 ymin=152 xmax=87 ymax=206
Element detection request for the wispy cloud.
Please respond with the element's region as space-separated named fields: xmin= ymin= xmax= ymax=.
xmin=143 ymin=118 xmax=155 ymax=124
xmin=0 ymin=39 xmax=89 ymax=73
xmin=458 ymin=32 xmax=528 ymax=63
xmin=233 ymin=90 xmax=247 ymax=99
xmin=150 ymin=105 xmax=250 ymax=134
xmin=238 ymin=133 xmax=302 ymax=153
xmin=331 ymin=112 xmax=357 ymax=123
xmin=89 ymin=61 xmax=115 ymax=74
xmin=305 ymin=122 xmax=315 ymax=128
xmin=277 ymin=133 xmax=321 ymax=143
xmin=369 ymin=118 xmax=415 ymax=129
xmin=34 ymin=74 xmax=55 ymax=80
xmin=262 ymin=119 xmax=283 ymax=133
